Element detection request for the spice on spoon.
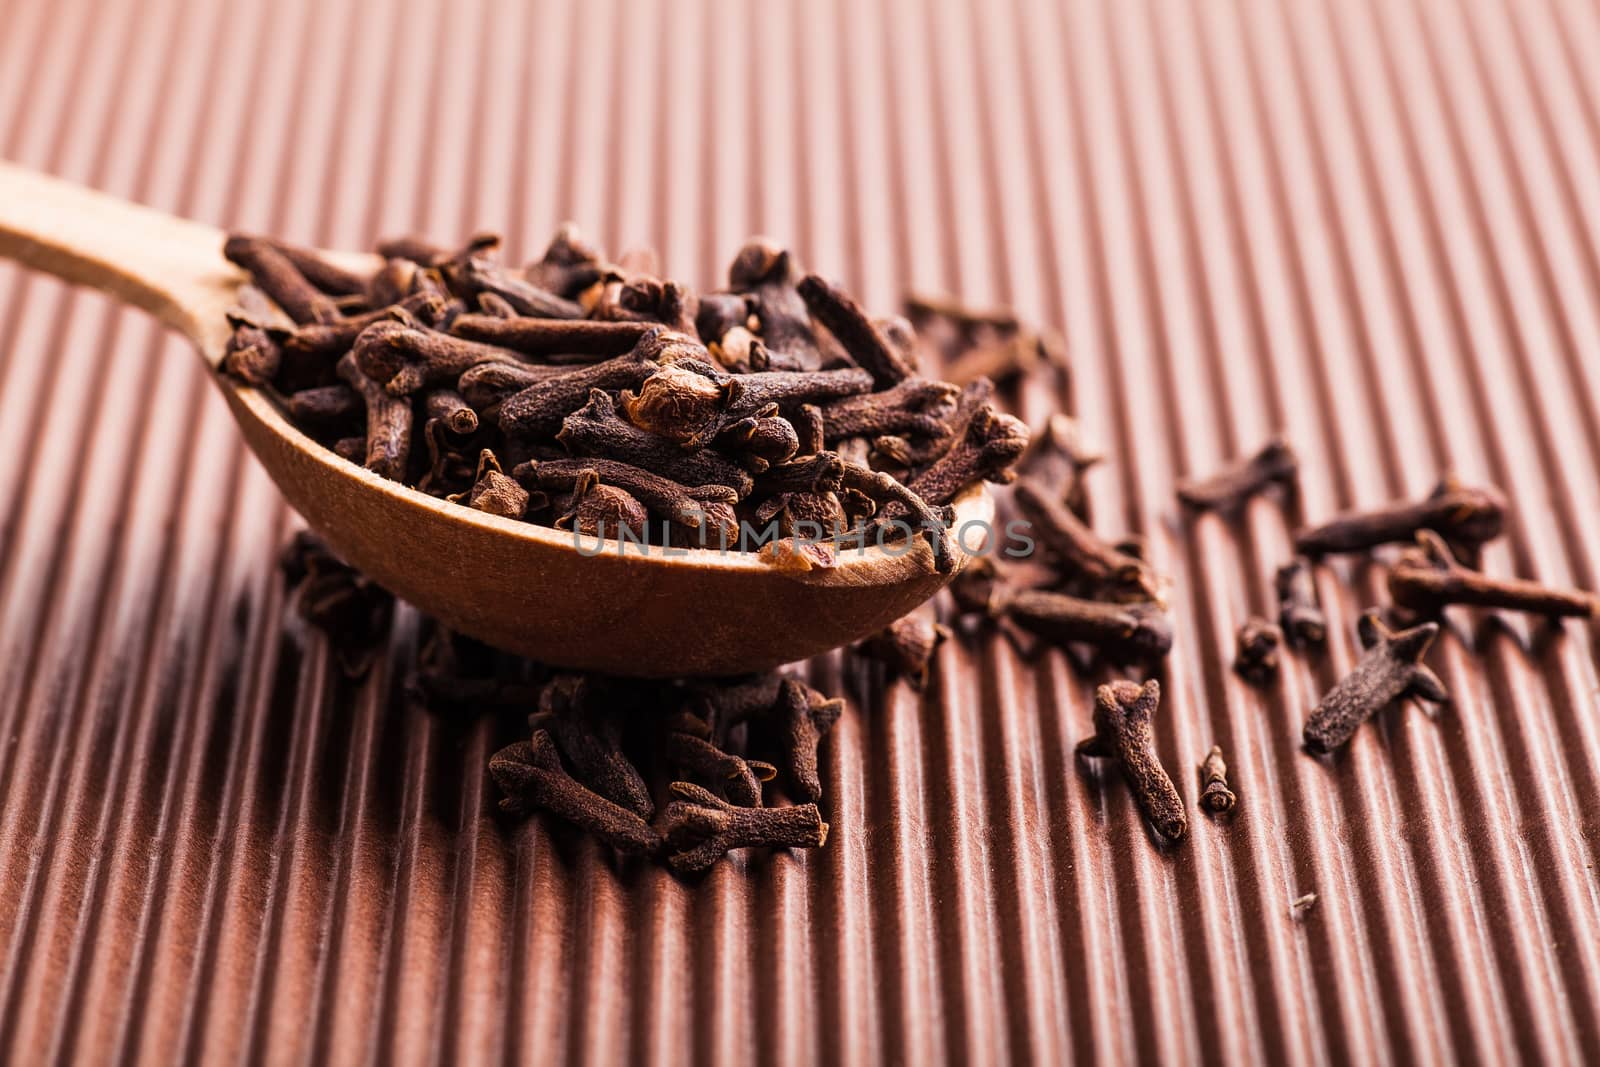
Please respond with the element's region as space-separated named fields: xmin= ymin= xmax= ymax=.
xmin=224 ymin=228 xmax=1027 ymax=566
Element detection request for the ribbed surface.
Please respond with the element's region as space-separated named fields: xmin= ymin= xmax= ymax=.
xmin=1 ymin=0 xmax=1598 ymax=1061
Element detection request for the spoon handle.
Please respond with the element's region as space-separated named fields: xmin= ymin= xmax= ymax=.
xmin=0 ymin=159 xmax=236 ymax=351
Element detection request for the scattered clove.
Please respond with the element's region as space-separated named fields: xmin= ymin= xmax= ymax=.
xmin=279 ymin=531 xmax=394 ymax=676
xmin=1077 ymin=680 xmax=1187 ymax=843
xmin=662 ymin=727 xmax=774 ymax=807
xmin=855 ymin=609 xmax=950 ymax=691
xmin=1177 ymin=437 xmax=1298 ymax=514
xmin=655 ymin=782 xmax=828 ymax=874
xmin=1198 ymin=746 xmax=1237 ymax=816
xmin=770 ymin=678 xmax=844 ymax=803
xmin=1294 ymin=476 xmax=1506 ymax=564
xmin=489 ymin=732 xmax=661 ymax=854
xmin=530 ymin=675 xmax=653 ymax=818
xmin=999 ymin=588 xmax=1173 ymax=663
xmin=1302 ymin=611 xmax=1449 ymax=754
xmin=1012 ymin=478 xmax=1164 ymax=603
xmin=1234 ymin=617 xmax=1283 ymax=685
xmin=1275 ymin=558 xmax=1327 ymax=648
xmin=1388 ymin=530 xmax=1598 ymax=619
xmin=1017 ymin=413 xmax=1102 ymax=522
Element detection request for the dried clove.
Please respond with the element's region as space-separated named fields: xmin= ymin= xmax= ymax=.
xmin=284 ymin=292 xmax=448 ymax=359
xmin=525 ymin=223 xmax=608 ymax=298
xmin=423 ymin=388 xmax=479 ymax=436
xmin=771 ymin=678 xmax=844 ymax=803
xmin=1302 ymin=611 xmax=1449 ymax=754
xmin=726 ymin=239 xmax=823 ymax=367
xmin=255 ymin=237 xmax=368 ymax=297
xmin=903 ymin=291 xmax=1021 ymax=332
xmin=686 ymin=674 xmax=787 ymax=743
xmin=1198 ymin=746 xmax=1236 ymax=815
xmin=838 ymin=459 xmax=956 ymax=573
xmin=336 ymin=353 xmax=411 ymax=480
xmin=352 ymin=319 xmax=526 ymax=396
xmin=559 ymin=389 xmax=755 ymax=495
xmin=1177 ymin=437 xmax=1298 ymax=514
xmin=1012 ymin=478 xmax=1164 ymax=603
xmin=855 ymin=610 xmax=950 ymax=691
xmin=521 ymin=457 xmax=741 ymax=545
xmin=1077 ymin=679 xmax=1187 ymax=843
xmin=1275 ymin=558 xmax=1327 ymax=648
xmin=819 ymin=377 xmax=959 ymax=441
xmin=449 ymin=314 xmax=651 ymax=359
xmin=280 ymin=530 xmax=394 ymax=676
xmin=663 ymin=727 xmax=774 ymax=807
xmin=797 ymin=273 xmax=912 ymax=387
xmin=1234 ymin=617 xmax=1283 ymax=685
xmin=451 ymin=449 xmax=529 ymax=519
xmin=498 ymin=343 xmax=661 ymax=439
xmin=1294 ymin=476 xmax=1507 ymax=563
xmin=1018 ymin=413 xmax=1102 ymax=522
xmin=998 ymin=588 xmax=1173 ymax=663
xmin=457 ymin=360 xmax=569 ymax=415
xmin=223 ymin=235 xmax=340 ymax=324
xmin=224 ymin=336 xmax=282 ymax=390
xmin=285 ymin=384 xmax=362 ymax=426
xmin=904 ymin=405 xmax=1030 ymax=507
xmin=441 ymin=250 xmax=586 ymax=319
xmin=531 ymin=675 xmax=653 ymax=818
xmin=554 ymin=477 xmax=650 ymax=539
xmin=489 ymin=732 xmax=661 ymax=854
xmin=655 ymin=782 xmax=828 ymax=874
xmin=1387 ymin=530 xmax=1598 ymax=618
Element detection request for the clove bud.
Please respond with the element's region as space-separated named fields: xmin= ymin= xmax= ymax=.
xmin=1387 ymin=530 xmax=1598 ymax=618
xmin=1077 ymin=680 xmax=1187 ymax=843
xmin=1302 ymin=612 xmax=1449 ymax=754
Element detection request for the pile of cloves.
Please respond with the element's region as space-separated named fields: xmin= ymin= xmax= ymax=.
xmin=222 ymin=229 xmax=1030 ymax=572
xmin=277 ymin=531 xmax=843 ymax=874
xmin=485 ymin=668 xmax=841 ymax=873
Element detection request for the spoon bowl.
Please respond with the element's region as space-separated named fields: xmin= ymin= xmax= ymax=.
xmin=0 ymin=161 xmax=990 ymax=675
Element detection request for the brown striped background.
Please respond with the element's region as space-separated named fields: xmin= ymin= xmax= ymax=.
xmin=2 ymin=0 xmax=1599 ymax=1062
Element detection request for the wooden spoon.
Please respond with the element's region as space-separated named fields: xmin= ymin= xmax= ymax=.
xmin=0 ymin=161 xmax=991 ymax=676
